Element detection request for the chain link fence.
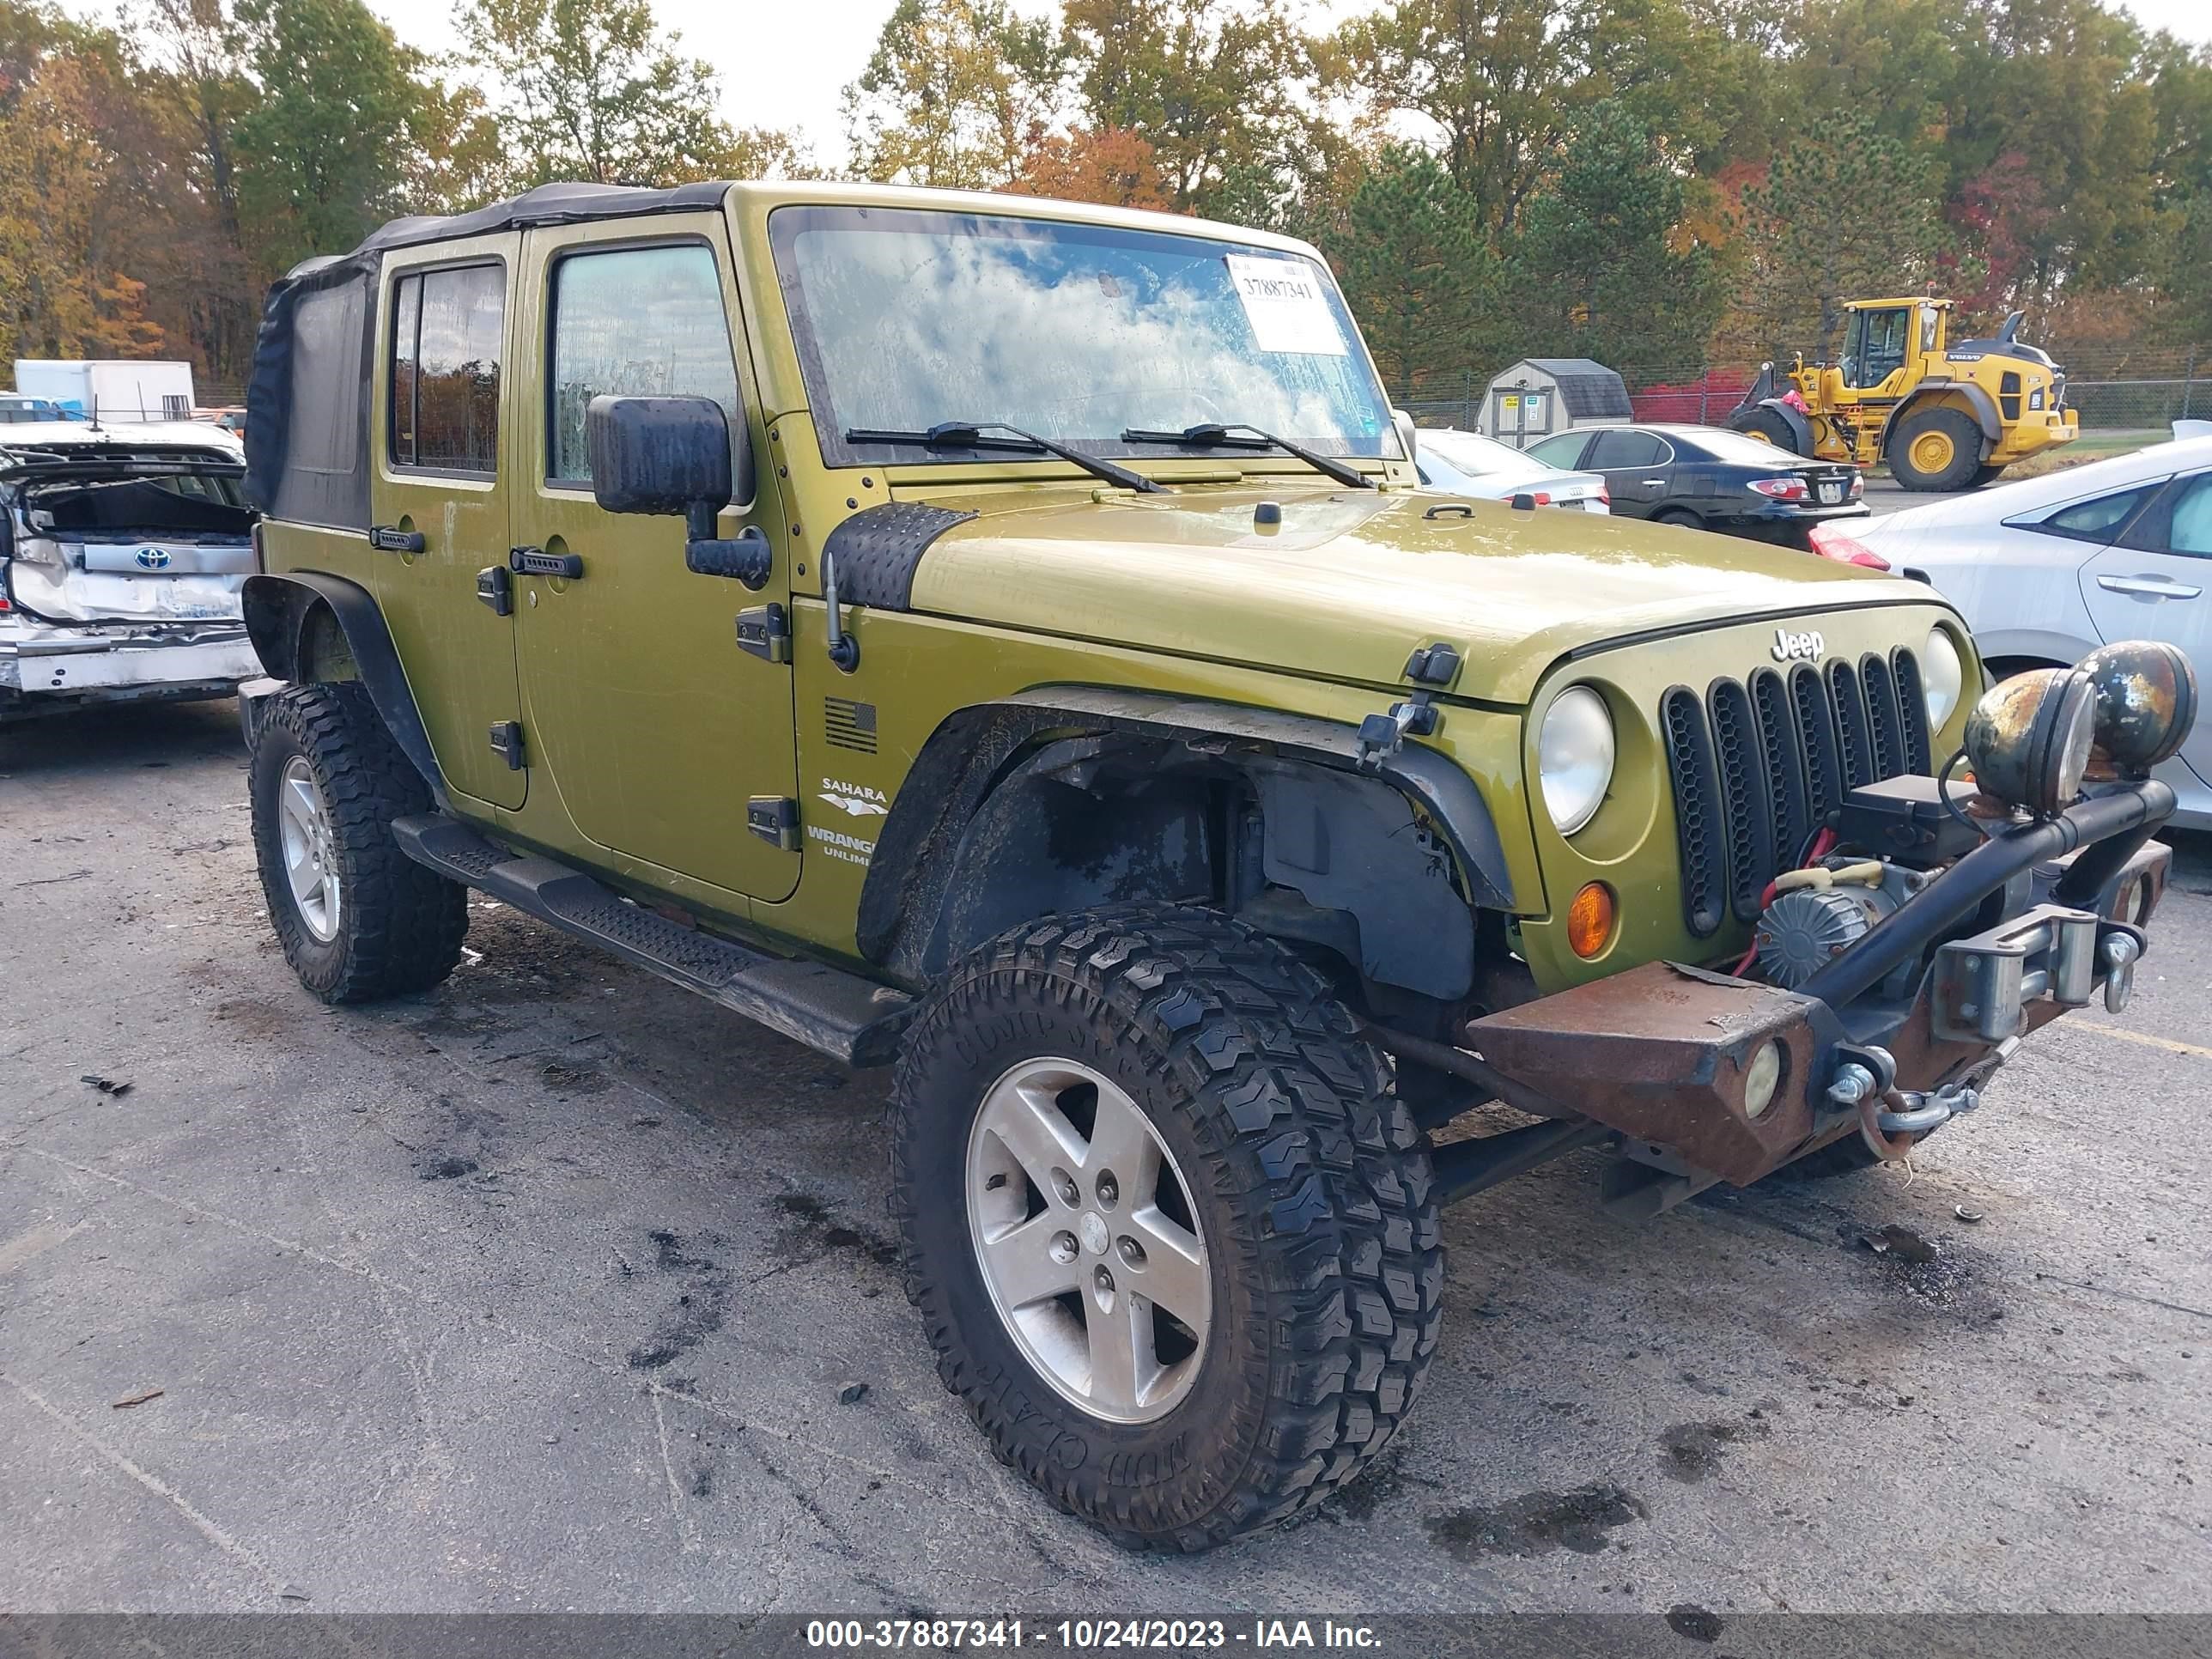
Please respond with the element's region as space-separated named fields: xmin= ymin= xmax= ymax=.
xmin=1398 ymin=346 xmax=2210 ymax=440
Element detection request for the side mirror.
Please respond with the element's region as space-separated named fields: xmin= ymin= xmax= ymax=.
xmin=585 ymin=394 xmax=768 ymax=587
xmin=1390 ymin=407 xmax=1419 ymax=462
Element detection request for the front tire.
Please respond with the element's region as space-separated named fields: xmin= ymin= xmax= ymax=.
xmin=892 ymin=906 xmax=1442 ymax=1549
xmin=250 ymin=682 xmax=466 ymax=1002
xmin=1733 ymin=405 xmax=1804 ymax=453
xmin=1890 ymin=408 xmax=1983 ymax=491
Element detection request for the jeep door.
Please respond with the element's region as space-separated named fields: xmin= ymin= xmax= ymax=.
xmin=507 ymin=219 xmax=799 ymax=902
xmin=371 ymin=236 xmax=528 ymax=811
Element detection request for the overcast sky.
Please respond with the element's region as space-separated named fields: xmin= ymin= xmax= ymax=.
xmin=63 ymin=0 xmax=2212 ymax=164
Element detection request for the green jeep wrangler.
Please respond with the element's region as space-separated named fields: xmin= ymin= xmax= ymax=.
xmin=238 ymin=179 xmax=2193 ymax=1548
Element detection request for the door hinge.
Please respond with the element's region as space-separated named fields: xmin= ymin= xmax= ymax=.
xmin=476 ymin=564 xmax=513 ymax=616
xmin=746 ymin=795 xmax=799 ymax=852
xmin=736 ymin=603 xmax=791 ymax=663
xmin=489 ymin=720 xmax=526 ymax=770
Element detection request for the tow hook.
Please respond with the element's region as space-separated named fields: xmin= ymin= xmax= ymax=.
xmin=2101 ymin=931 xmax=2141 ymax=1013
xmin=1832 ymin=1038 xmax=2019 ymax=1160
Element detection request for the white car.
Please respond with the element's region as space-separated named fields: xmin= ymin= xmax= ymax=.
xmin=0 ymin=421 xmax=259 ymax=723
xmin=1414 ymin=426 xmax=1610 ymax=512
xmin=1855 ymin=434 xmax=2212 ymax=826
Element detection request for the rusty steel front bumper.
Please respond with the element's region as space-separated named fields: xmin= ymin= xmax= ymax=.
xmin=1456 ymin=779 xmax=2175 ymax=1200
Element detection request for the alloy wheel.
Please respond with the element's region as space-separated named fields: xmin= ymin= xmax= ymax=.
xmin=964 ymin=1057 xmax=1211 ymax=1424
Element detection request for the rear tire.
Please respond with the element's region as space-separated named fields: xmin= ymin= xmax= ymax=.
xmin=1734 ymin=406 xmax=1803 ymax=453
xmin=250 ymin=682 xmax=466 ymax=1003
xmin=1890 ymin=408 xmax=1983 ymax=492
xmin=892 ymin=905 xmax=1442 ymax=1549
xmin=1971 ymin=464 xmax=2007 ymax=488
xmin=1655 ymin=507 xmax=1704 ymax=530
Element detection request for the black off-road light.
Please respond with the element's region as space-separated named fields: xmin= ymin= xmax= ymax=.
xmin=1963 ymin=666 xmax=2098 ymax=816
xmin=2077 ymin=640 xmax=2198 ymax=775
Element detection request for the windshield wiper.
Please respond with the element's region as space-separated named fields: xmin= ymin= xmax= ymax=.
xmin=1120 ymin=422 xmax=1377 ymax=490
xmin=845 ymin=421 xmax=1163 ymax=494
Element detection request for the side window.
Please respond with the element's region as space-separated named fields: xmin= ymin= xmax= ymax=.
xmin=2133 ymin=473 xmax=2212 ymax=558
xmin=1528 ymin=432 xmax=1590 ymax=468
xmin=2035 ymin=483 xmax=2160 ymax=544
xmin=1919 ymin=307 xmax=1940 ymax=354
xmin=389 ymin=264 xmax=503 ymax=473
xmin=548 ymin=243 xmax=742 ymax=483
xmin=1589 ymin=429 xmax=1666 ymax=470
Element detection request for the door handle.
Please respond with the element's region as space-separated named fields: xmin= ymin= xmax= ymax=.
xmin=369 ymin=525 xmax=424 ymax=553
xmin=2098 ymin=573 xmax=2202 ymax=600
xmin=1641 ymin=479 xmax=1666 ymax=488
xmin=509 ymin=545 xmax=583 ymax=579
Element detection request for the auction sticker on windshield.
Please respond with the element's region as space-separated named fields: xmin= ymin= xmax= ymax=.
xmin=1224 ymin=255 xmax=1347 ymax=356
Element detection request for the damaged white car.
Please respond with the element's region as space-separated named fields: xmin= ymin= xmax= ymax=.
xmin=0 ymin=422 xmax=259 ymax=722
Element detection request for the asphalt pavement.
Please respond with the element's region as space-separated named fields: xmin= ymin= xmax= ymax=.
xmin=3 ymin=701 xmax=2209 ymax=1617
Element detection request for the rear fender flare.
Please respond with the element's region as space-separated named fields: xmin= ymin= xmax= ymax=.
xmin=1890 ymin=383 xmax=2001 ymax=451
xmin=857 ymin=688 xmax=1517 ymax=999
xmin=240 ymin=571 xmax=445 ymax=805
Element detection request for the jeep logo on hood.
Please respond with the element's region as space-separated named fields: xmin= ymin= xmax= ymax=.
xmin=1771 ymin=626 xmax=1825 ymax=664
xmin=134 ymin=546 xmax=172 ymax=570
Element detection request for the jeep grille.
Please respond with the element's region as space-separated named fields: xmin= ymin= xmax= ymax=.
xmin=1662 ymin=651 xmax=1933 ymax=938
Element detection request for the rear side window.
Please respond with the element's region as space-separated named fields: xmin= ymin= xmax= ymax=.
xmin=548 ymin=244 xmax=742 ymax=483
xmin=2034 ymin=483 xmax=2159 ymax=544
xmin=1527 ymin=432 xmax=1590 ymax=468
xmin=389 ymin=264 xmax=504 ymax=473
xmin=1588 ymin=428 xmax=1669 ymax=469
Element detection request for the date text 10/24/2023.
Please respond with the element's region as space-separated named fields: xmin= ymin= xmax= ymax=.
xmin=805 ymin=1620 xmax=1385 ymax=1650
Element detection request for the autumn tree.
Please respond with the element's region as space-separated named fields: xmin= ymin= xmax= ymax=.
xmin=1010 ymin=126 xmax=1168 ymax=209
xmin=0 ymin=46 xmax=164 ymax=360
xmin=846 ymin=0 xmax=1063 ymax=189
xmin=1505 ymin=101 xmax=1723 ymax=373
xmin=1330 ymin=0 xmax=1585 ymax=235
xmin=1062 ymin=0 xmax=1316 ymax=215
xmin=459 ymin=0 xmax=777 ymax=188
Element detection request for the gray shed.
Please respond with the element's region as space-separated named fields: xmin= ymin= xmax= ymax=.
xmin=1477 ymin=358 xmax=1632 ymax=449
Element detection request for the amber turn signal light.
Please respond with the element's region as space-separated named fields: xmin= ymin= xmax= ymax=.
xmin=1567 ymin=882 xmax=1616 ymax=959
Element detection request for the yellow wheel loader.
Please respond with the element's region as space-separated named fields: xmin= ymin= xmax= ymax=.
xmin=1728 ymin=297 xmax=2078 ymax=491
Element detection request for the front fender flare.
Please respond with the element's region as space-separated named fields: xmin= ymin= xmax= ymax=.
xmin=241 ymin=570 xmax=445 ymax=805
xmin=857 ymin=688 xmax=1518 ymax=988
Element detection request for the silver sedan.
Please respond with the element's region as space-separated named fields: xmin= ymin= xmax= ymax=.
xmin=1413 ymin=426 xmax=1610 ymax=512
xmin=1855 ymin=434 xmax=2212 ymax=827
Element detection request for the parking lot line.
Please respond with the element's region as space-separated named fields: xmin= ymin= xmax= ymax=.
xmin=2069 ymin=1022 xmax=2212 ymax=1061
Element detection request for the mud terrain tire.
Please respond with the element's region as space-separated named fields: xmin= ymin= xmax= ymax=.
xmin=250 ymin=681 xmax=466 ymax=1003
xmin=892 ymin=905 xmax=1442 ymax=1549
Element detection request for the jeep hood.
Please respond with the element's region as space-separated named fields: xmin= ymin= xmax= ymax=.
xmin=902 ymin=485 xmax=1924 ymax=703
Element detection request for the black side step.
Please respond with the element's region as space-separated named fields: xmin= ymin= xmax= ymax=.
xmin=392 ymin=815 xmax=913 ymax=1067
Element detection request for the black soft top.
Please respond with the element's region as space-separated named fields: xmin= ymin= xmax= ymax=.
xmin=245 ymin=181 xmax=736 ymax=527
xmin=346 ymin=180 xmax=732 ymax=258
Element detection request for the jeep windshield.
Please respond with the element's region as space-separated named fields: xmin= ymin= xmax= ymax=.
xmin=770 ymin=204 xmax=1398 ymax=476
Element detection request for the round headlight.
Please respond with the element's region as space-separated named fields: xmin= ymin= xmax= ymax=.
xmin=1539 ymin=685 xmax=1615 ymax=835
xmin=1963 ymin=666 xmax=2097 ymax=815
xmin=2077 ymin=640 xmax=2198 ymax=775
xmin=1922 ymin=627 xmax=1965 ymax=728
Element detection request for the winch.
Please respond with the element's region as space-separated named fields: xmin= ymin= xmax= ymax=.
xmin=1753 ymin=858 xmax=1929 ymax=994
